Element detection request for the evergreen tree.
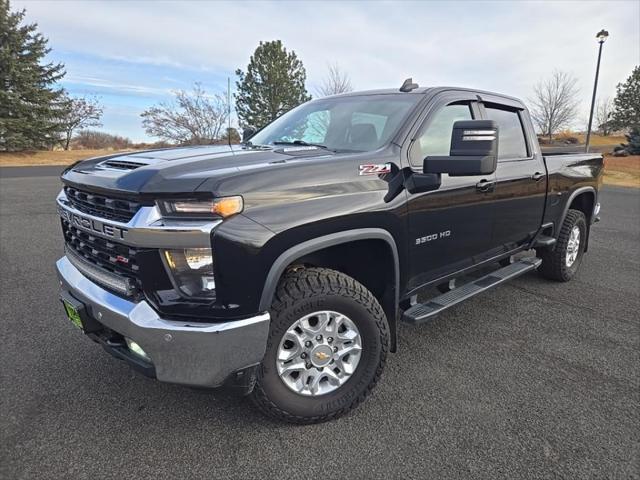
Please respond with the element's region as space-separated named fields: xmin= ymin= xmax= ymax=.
xmin=0 ymin=0 xmax=66 ymax=151
xmin=611 ymin=66 xmax=640 ymax=155
xmin=611 ymin=66 xmax=639 ymax=129
xmin=235 ymin=40 xmax=311 ymax=129
xmin=623 ymin=128 xmax=640 ymax=155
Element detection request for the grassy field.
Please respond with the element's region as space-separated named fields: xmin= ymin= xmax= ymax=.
xmin=603 ymin=155 xmax=640 ymax=188
xmin=1 ymin=145 xmax=638 ymax=188
xmin=0 ymin=149 xmax=132 ymax=167
xmin=573 ymin=134 xmax=626 ymax=146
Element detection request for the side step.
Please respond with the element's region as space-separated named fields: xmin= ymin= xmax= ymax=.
xmin=402 ymin=257 xmax=542 ymax=325
xmin=533 ymin=235 xmax=556 ymax=248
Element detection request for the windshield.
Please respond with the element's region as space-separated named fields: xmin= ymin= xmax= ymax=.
xmin=248 ymin=94 xmax=420 ymax=152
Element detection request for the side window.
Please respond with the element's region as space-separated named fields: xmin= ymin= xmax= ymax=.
xmin=484 ymin=106 xmax=528 ymax=160
xmin=410 ymin=103 xmax=472 ymax=167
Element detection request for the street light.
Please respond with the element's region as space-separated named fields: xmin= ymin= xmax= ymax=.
xmin=585 ymin=29 xmax=609 ymax=152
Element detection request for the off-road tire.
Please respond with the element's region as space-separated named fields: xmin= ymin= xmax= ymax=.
xmin=537 ymin=209 xmax=587 ymax=282
xmin=251 ymin=267 xmax=389 ymax=424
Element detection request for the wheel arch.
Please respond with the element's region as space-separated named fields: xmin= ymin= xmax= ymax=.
xmin=561 ymin=187 xmax=596 ymax=252
xmin=258 ymin=228 xmax=400 ymax=352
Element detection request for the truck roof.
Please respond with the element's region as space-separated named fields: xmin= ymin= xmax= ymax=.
xmin=327 ymin=86 xmax=525 ymax=107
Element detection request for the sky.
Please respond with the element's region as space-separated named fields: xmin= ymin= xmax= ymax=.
xmin=13 ymin=0 xmax=640 ymax=142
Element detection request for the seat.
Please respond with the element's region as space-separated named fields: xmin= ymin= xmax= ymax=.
xmin=348 ymin=123 xmax=378 ymax=150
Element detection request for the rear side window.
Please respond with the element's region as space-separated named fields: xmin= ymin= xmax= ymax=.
xmin=484 ymin=106 xmax=528 ymax=159
xmin=410 ymin=103 xmax=473 ymax=166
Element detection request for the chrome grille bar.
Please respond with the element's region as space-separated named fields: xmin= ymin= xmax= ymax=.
xmin=65 ymin=246 xmax=136 ymax=296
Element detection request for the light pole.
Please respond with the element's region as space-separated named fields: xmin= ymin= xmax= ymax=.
xmin=585 ymin=29 xmax=609 ymax=152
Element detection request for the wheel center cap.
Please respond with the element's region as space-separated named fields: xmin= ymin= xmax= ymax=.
xmin=310 ymin=345 xmax=333 ymax=367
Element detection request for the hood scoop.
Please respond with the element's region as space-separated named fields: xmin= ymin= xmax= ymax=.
xmin=97 ymin=159 xmax=149 ymax=171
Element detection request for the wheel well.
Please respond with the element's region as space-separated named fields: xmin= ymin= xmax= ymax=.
xmin=569 ymin=191 xmax=595 ymax=223
xmin=287 ymin=239 xmax=398 ymax=352
xmin=567 ymin=191 xmax=595 ymax=251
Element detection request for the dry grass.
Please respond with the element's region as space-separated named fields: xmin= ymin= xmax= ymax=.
xmin=576 ymin=133 xmax=626 ymax=147
xmin=604 ymin=155 xmax=640 ymax=188
xmin=0 ymin=149 xmax=133 ymax=167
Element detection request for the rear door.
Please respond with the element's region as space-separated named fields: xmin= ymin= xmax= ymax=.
xmin=481 ymin=102 xmax=547 ymax=249
xmin=404 ymin=93 xmax=499 ymax=290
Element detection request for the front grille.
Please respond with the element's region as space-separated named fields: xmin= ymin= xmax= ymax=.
xmin=62 ymin=218 xmax=146 ymax=295
xmin=64 ymin=186 xmax=141 ymax=223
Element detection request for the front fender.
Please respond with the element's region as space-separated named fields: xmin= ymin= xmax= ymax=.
xmin=258 ymin=228 xmax=400 ymax=312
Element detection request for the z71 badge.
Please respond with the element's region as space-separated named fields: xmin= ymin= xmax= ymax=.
xmin=359 ymin=163 xmax=392 ymax=176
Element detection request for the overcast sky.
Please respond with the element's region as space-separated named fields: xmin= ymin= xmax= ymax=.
xmin=14 ymin=0 xmax=640 ymax=142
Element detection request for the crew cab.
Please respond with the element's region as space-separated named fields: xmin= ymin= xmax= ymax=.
xmin=55 ymin=81 xmax=603 ymax=423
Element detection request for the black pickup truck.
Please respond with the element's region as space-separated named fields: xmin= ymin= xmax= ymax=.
xmin=56 ymin=82 xmax=603 ymax=423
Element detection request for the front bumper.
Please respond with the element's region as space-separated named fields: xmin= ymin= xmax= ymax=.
xmin=56 ymin=256 xmax=270 ymax=388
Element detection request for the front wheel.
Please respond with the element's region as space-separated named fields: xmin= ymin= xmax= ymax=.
xmin=251 ymin=267 xmax=389 ymax=423
xmin=537 ymin=209 xmax=587 ymax=282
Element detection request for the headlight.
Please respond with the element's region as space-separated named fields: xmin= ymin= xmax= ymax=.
xmin=157 ymin=196 xmax=243 ymax=219
xmin=162 ymin=248 xmax=215 ymax=299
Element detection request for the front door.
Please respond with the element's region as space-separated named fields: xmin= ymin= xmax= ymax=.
xmin=404 ymin=97 xmax=498 ymax=291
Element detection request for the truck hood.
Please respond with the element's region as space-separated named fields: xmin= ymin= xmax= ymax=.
xmin=61 ymin=144 xmax=339 ymax=196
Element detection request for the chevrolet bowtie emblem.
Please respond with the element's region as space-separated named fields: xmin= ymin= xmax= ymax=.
xmin=315 ymin=351 xmax=330 ymax=361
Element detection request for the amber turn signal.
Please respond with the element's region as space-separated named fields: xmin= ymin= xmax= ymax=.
xmin=157 ymin=196 xmax=244 ymax=218
xmin=211 ymin=196 xmax=244 ymax=218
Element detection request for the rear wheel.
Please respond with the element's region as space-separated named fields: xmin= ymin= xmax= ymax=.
xmin=537 ymin=209 xmax=587 ymax=282
xmin=251 ymin=267 xmax=389 ymax=423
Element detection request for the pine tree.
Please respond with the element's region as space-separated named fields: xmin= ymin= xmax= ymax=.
xmin=0 ymin=0 xmax=66 ymax=151
xmin=235 ymin=40 xmax=311 ymax=129
xmin=624 ymin=127 xmax=640 ymax=155
xmin=611 ymin=66 xmax=640 ymax=155
xmin=611 ymin=66 xmax=639 ymax=130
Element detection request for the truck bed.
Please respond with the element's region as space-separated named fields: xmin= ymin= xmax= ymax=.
xmin=542 ymin=152 xmax=604 ymax=229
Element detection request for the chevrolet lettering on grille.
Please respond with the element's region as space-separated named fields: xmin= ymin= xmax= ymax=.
xmin=58 ymin=206 xmax=128 ymax=240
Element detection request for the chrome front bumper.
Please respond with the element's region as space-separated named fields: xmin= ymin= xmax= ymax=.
xmin=56 ymin=256 xmax=270 ymax=388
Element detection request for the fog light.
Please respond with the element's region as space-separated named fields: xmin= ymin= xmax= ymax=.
xmin=125 ymin=338 xmax=151 ymax=362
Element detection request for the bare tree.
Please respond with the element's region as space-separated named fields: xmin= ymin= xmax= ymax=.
xmin=316 ymin=63 xmax=353 ymax=97
xmin=529 ymin=70 xmax=580 ymax=141
xmin=59 ymin=94 xmax=103 ymax=150
xmin=595 ymin=97 xmax=614 ymax=136
xmin=141 ymin=83 xmax=229 ymax=145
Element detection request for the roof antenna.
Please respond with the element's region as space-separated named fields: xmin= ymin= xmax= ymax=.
xmin=399 ymin=78 xmax=419 ymax=92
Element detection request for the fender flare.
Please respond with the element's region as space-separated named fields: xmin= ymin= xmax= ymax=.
xmin=258 ymin=227 xmax=400 ymax=318
xmin=558 ymin=186 xmax=597 ymax=251
xmin=559 ymin=186 xmax=597 ymax=229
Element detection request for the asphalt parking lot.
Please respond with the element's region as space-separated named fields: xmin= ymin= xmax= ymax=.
xmin=1 ymin=170 xmax=638 ymax=479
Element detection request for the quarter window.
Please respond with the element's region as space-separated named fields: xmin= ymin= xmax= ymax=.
xmin=410 ymin=103 xmax=473 ymax=166
xmin=484 ymin=106 xmax=528 ymax=159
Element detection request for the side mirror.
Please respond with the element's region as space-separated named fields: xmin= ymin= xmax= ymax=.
xmin=424 ymin=120 xmax=498 ymax=176
xmin=242 ymin=126 xmax=257 ymax=143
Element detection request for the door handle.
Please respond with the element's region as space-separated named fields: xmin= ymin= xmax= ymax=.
xmin=532 ymin=171 xmax=544 ymax=181
xmin=476 ymin=179 xmax=495 ymax=192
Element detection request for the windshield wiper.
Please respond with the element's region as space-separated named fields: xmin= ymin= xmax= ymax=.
xmin=272 ymin=140 xmax=333 ymax=151
xmin=241 ymin=141 xmax=271 ymax=149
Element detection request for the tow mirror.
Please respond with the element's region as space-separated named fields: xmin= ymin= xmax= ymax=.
xmin=424 ymin=120 xmax=498 ymax=176
xmin=242 ymin=126 xmax=257 ymax=143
